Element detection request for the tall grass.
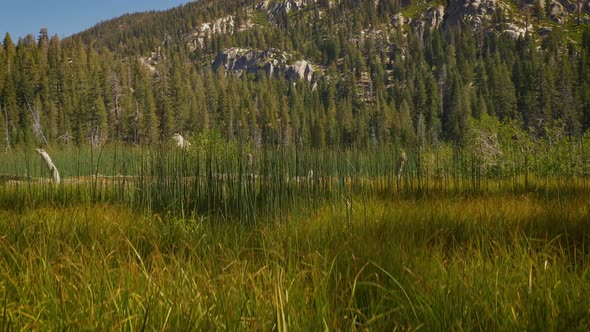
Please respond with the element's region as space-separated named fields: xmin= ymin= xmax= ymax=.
xmin=0 ymin=138 xmax=589 ymax=329
xmin=0 ymin=196 xmax=589 ymax=330
xmin=1 ymin=139 xmax=588 ymax=221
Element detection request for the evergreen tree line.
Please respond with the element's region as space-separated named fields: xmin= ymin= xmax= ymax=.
xmin=1 ymin=21 xmax=590 ymax=149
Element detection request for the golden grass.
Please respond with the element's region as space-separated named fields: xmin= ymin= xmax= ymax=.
xmin=1 ymin=190 xmax=589 ymax=330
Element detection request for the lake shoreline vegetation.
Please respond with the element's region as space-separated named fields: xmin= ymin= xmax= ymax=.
xmin=0 ymin=130 xmax=589 ymax=330
xmin=1 ymin=0 xmax=590 ymax=329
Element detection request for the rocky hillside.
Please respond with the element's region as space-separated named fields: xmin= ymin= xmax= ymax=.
xmin=212 ymin=48 xmax=317 ymax=83
xmin=3 ymin=0 xmax=589 ymax=148
xmin=181 ymin=0 xmax=590 ymax=44
xmin=76 ymin=0 xmax=590 ymax=71
xmin=182 ymin=0 xmax=585 ymax=83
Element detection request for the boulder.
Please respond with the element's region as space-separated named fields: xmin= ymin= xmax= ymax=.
xmin=504 ymin=22 xmax=530 ymax=39
xmin=391 ymin=13 xmax=405 ymax=29
xmin=549 ymin=0 xmax=567 ymax=23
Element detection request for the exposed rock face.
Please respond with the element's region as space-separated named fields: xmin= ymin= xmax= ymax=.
xmin=258 ymin=0 xmax=314 ymax=15
xmin=425 ymin=5 xmax=446 ymax=30
xmin=549 ymin=0 xmax=568 ymax=23
xmin=410 ymin=5 xmax=445 ymax=37
xmin=503 ymin=22 xmax=533 ymax=39
xmin=140 ymin=48 xmax=163 ymax=74
xmin=257 ymin=0 xmax=336 ymax=25
xmin=445 ymin=0 xmax=500 ymax=29
xmin=442 ymin=0 xmax=537 ymax=39
xmin=391 ymin=13 xmax=406 ymax=29
xmin=392 ymin=0 xmax=585 ymax=41
xmin=188 ymin=15 xmax=253 ymax=51
xmin=394 ymin=1 xmax=501 ymax=38
xmin=187 ymin=0 xmax=586 ymax=75
xmin=212 ymin=48 xmax=317 ymax=83
xmin=557 ymin=0 xmax=577 ymax=12
xmin=546 ymin=0 xmax=590 ymax=23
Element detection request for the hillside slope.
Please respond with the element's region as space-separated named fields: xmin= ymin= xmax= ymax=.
xmin=0 ymin=0 xmax=589 ymax=148
xmin=74 ymin=0 xmax=590 ymax=56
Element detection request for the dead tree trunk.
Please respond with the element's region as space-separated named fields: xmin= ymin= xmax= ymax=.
xmin=246 ymin=153 xmax=253 ymax=172
xmin=396 ymin=151 xmax=407 ymax=181
xmin=173 ymin=133 xmax=190 ymax=149
xmin=3 ymin=103 xmax=10 ymax=151
xmin=27 ymin=98 xmax=49 ymax=147
xmin=36 ymin=148 xmax=60 ymax=184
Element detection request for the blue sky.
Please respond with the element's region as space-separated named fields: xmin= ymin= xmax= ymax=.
xmin=0 ymin=0 xmax=193 ymax=42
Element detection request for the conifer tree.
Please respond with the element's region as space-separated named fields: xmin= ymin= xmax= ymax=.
xmin=154 ymin=62 xmax=174 ymax=140
xmin=399 ymin=99 xmax=416 ymax=146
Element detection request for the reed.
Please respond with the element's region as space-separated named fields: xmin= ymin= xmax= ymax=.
xmin=0 ymin=136 xmax=589 ymax=329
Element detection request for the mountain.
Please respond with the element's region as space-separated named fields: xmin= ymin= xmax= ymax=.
xmin=1 ymin=0 xmax=589 ymax=147
xmin=72 ymin=0 xmax=590 ymax=97
xmin=74 ymin=0 xmax=590 ymax=55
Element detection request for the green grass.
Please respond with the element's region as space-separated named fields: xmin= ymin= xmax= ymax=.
xmin=1 ymin=194 xmax=589 ymax=330
xmin=0 ymin=144 xmax=147 ymax=179
xmin=0 ymin=141 xmax=589 ymax=329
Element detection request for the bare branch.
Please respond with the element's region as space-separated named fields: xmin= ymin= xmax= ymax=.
xmin=26 ymin=97 xmax=49 ymax=147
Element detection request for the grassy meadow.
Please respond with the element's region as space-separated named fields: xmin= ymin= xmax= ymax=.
xmin=1 ymin=140 xmax=589 ymax=330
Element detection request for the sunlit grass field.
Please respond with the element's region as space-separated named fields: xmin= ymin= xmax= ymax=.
xmin=1 ymin=143 xmax=589 ymax=330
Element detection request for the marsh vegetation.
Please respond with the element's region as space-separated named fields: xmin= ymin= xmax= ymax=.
xmin=1 ymin=133 xmax=589 ymax=330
